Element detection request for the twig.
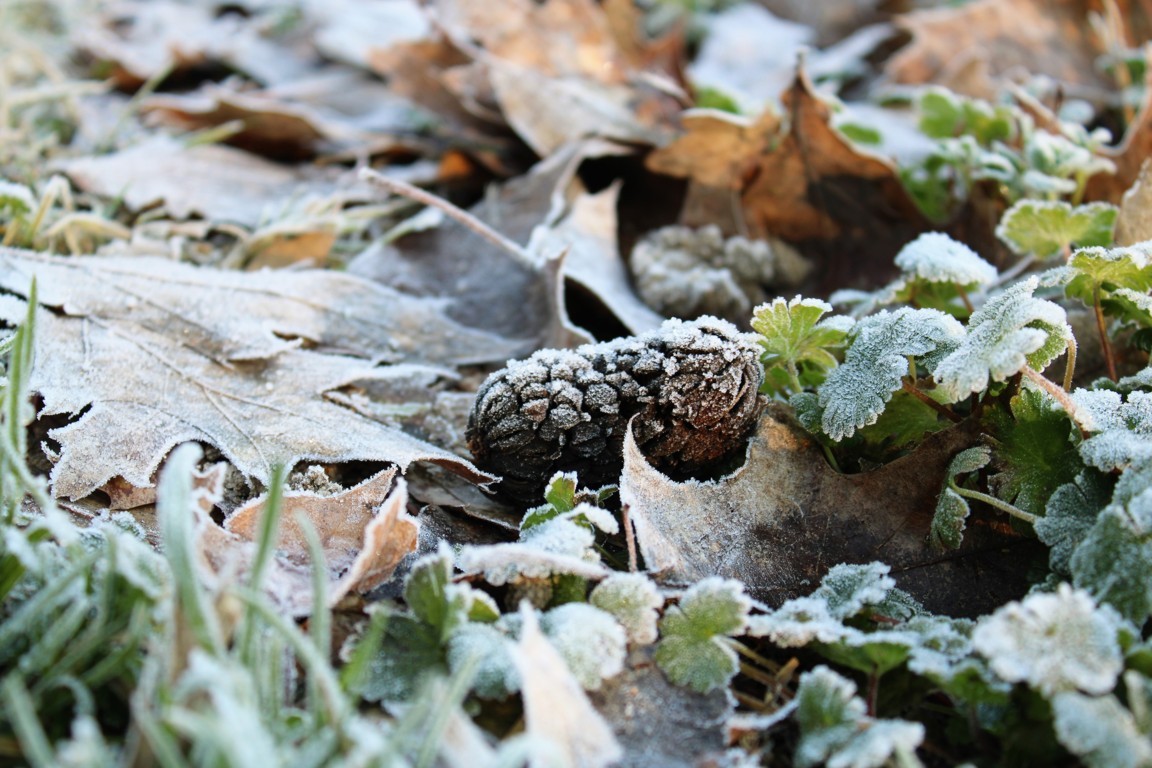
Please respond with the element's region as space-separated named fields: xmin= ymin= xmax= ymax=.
xmin=621 ymin=503 xmax=638 ymax=573
xmin=358 ymin=168 xmax=531 ymax=263
xmin=901 ymin=379 xmax=963 ymax=423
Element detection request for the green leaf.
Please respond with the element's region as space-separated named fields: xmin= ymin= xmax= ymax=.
xmin=836 ymin=122 xmax=882 ymax=146
xmin=751 ymin=296 xmax=853 ymax=397
xmin=793 ymin=666 xmax=925 ymax=768
xmin=813 ymin=307 xmax=964 ymax=440
xmin=933 ymin=276 xmax=1072 ymax=402
xmin=918 ymin=88 xmax=1014 ymax=145
xmin=930 ymin=446 xmax=992 ymax=550
xmin=589 ymin=572 xmax=663 ymax=645
xmin=540 ymin=603 xmax=627 ymax=690
xmin=813 ymin=561 xmax=896 ymax=619
xmin=814 ymin=631 xmax=915 ymax=677
xmin=894 ymin=232 xmax=998 ymax=288
xmin=1071 ymin=389 xmax=1152 ymax=472
xmin=446 ymin=622 xmax=519 ymax=699
xmin=972 ymin=583 xmax=1125 ymax=696
xmin=1035 ymin=470 xmax=1113 ymax=575
xmin=1065 ymin=243 xmax=1152 ymax=309
xmin=853 ymin=388 xmax=949 ymax=454
xmin=0 ymin=180 xmax=35 ymax=219
xmin=1051 ymin=692 xmax=1152 ymax=768
xmin=996 ymin=200 xmax=1118 ymax=258
xmin=356 ymin=611 xmax=447 ymax=703
xmin=988 ymin=387 xmax=1083 ymax=517
xmin=654 ymin=577 xmax=750 ymax=693
xmin=404 ymin=544 xmax=493 ymax=641
xmin=1071 ymin=492 xmax=1152 ymax=625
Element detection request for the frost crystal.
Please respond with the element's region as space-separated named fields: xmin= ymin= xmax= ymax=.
xmin=1070 ymin=488 xmax=1152 ymax=625
xmin=933 ymin=276 xmax=1072 ymax=402
xmin=589 ymin=572 xmax=663 ymax=645
xmin=1072 ymin=389 xmax=1152 ymax=471
xmin=812 ymin=562 xmax=896 ymax=618
xmin=972 ymin=583 xmax=1124 ymax=696
xmin=1035 ymin=471 xmax=1113 ymax=575
xmin=629 ymin=224 xmax=785 ymax=323
xmin=447 ymin=623 xmax=520 ymax=699
xmin=1051 ymin=692 xmax=1152 ymax=768
xmin=467 ymin=316 xmax=763 ymax=503
xmin=894 ymin=232 xmax=997 ymax=287
xmin=996 ymin=200 xmax=1118 ymax=258
xmin=540 ymin=603 xmax=627 ymax=691
xmin=793 ymin=666 xmax=925 ymax=768
xmin=654 ymin=577 xmax=750 ymax=692
xmin=815 ymin=307 xmax=964 ymax=439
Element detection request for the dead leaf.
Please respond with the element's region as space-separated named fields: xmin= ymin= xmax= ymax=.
xmin=649 ymin=67 xmax=929 ymax=292
xmin=0 ymin=249 xmax=507 ymax=499
xmin=201 ymin=470 xmax=418 ymax=615
xmin=515 ymin=604 xmax=624 ymax=768
xmin=55 ymin=135 xmax=373 ymax=227
xmin=588 ymin=647 xmax=733 ymax=768
xmin=1114 ymin=159 xmax=1152 ymax=245
xmin=74 ymin=1 xmax=311 ymax=89
xmin=304 ymin=0 xmax=430 ymax=70
xmin=619 ymin=404 xmax=1045 ymax=617
xmin=142 ymin=71 xmax=433 ymax=162
xmin=529 ymin=181 xmax=665 ymax=335
xmin=884 ymin=0 xmax=1115 ymax=103
xmin=1085 ymin=72 xmax=1152 ymax=203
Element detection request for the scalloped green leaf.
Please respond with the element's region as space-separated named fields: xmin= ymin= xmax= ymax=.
xmin=813 ymin=307 xmax=965 ymax=440
xmin=988 ymin=387 xmax=1083 ymax=517
xmin=589 ymin=572 xmax=663 ymax=645
xmin=894 ymin=232 xmax=998 ymax=287
xmin=1052 ymin=692 xmax=1152 ymax=768
xmin=930 ymin=446 xmax=992 ymax=550
xmin=654 ymin=577 xmax=750 ymax=693
xmin=751 ymin=296 xmax=853 ymax=397
xmin=793 ymin=666 xmax=925 ymax=768
xmin=1071 ymin=490 xmax=1152 ymax=625
xmin=1065 ymin=243 xmax=1152 ymax=309
xmin=933 ymin=276 xmax=1072 ymax=402
xmin=997 ymin=200 xmax=1117 ymax=258
xmin=1035 ymin=470 xmax=1113 ymax=575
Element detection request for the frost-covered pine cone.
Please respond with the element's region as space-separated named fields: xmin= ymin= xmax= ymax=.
xmin=466 ymin=317 xmax=764 ymax=505
xmin=630 ymin=225 xmax=779 ymax=323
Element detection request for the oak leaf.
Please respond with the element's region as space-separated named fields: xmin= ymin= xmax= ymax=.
xmin=0 ymin=249 xmax=504 ymax=500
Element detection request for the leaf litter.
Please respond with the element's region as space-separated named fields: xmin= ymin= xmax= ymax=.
xmin=7 ymin=0 xmax=1152 ymax=766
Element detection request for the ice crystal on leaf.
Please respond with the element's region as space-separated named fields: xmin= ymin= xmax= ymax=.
xmin=1035 ymin=470 xmax=1113 ymax=575
xmin=793 ymin=666 xmax=925 ymax=768
xmin=814 ymin=308 xmax=964 ymax=439
xmin=1071 ymin=390 xmax=1152 ymax=471
xmin=540 ymin=603 xmax=627 ymax=691
xmin=1064 ymin=243 xmax=1152 ymax=315
xmin=654 ymin=577 xmax=750 ymax=693
xmin=751 ymin=296 xmax=853 ymax=397
xmin=972 ymin=584 xmax=1125 ymax=696
xmin=1051 ymin=692 xmax=1152 ymax=768
xmin=589 ymin=572 xmax=663 ymax=645
xmin=1070 ymin=488 xmax=1152 ymax=625
xmin=933 ymin=276 xmax=1072 ymax=402
xmin=996 ymin=200 xmax=1117 ymax=258
xmin=811 ymin=562 xmax=896 ymax=618
xmin=894 ymin=232 xmax=998 ymax=287
xmin=930 ymin=446 xmax=992 ymax=549
xmin=447 ymin=623 xmax=520 ymax=699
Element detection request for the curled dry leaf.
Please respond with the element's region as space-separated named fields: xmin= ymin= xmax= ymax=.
xmin=55 ymin=136 xmax=374 ymax=228
xmin=514 ymin=604 xmax=624 ymax=768
xmin=620 ymin=403 xmax=1044 ymax=617
xmin=1086 ymin=82 xmax=1152 ymax=204
xmin=1114 ymin=159 xmax=1152 ymax=245
xmin=200 ymin=469 xmax=418 ymax=616
xmin=648 ymin=66 xmax=929 ymax=292
xmin=0 ymin=249 xmax=502 ymax=499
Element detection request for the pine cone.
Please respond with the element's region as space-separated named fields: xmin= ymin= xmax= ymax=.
xmin=466 ymin=317 xmax=764 ymax=505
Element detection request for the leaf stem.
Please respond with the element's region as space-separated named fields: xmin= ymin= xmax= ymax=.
xmin=951 ymin=485 xmax=1036 ymax=524
xmin=1062 ymin=335 xmax=1078 ymax=392
xmin=1094 ymin=284 xmax=1118 ymax=381
xmin=1020 ymin=366 xmax=1090 ymax=439
xmin=901 ymin=378 xmax=963 ymax=423
xmin=621 ymin=503 xmax=638 ymax=573
xmin=954 ymin=283 xmax=974 ymax=315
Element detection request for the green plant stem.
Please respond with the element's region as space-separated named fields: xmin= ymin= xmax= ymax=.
xmin=901 ymin=379 xmax=963 ymax=423
xmin=1063 ymin=335 xmax=1078 ymax=392
xmin=1020 ymin=366 xmax=1090 ymax=439
xmin=951 ymin=485 xmax=1036 ymax=524
xmin=1094 ymin=285 xmax=1118 ymax=381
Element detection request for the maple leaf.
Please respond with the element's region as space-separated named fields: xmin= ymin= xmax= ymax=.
xmin=0 ymin=250 xmax=504 ymax=499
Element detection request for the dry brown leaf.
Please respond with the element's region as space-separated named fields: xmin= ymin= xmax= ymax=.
xmin=515 ymin=605 xmax=624 ymax=768
xmin=884 ymin=0 xmax=1114 ymax=103
xmin=201 ymin=470 xmax=418 ymax=615
xmin=56 ymin=136 xmax=373 ymax=228
xmin=1114 ymin=159 xmax=1152 ymax=245
xmin=1085 ymin=74 xmax=1152 ymax=203
xmin=74 ymin=1 xmax=311 ymax=89
xmin=0 ymin=249 xmax=507 ymax=499
xmin=142 ymin=72 xmax=433 ymax=162
xmin=648 ymin=68 xmax=929 ymax=291
xmin=588 ymin=647 xmax=732 ymax=768
xmin=429 ymin=0 xmax=682 ymax=157
xmin=620 ymin=404 xmax=1044 ymax=617
xmin=304 ymin=0 xmax=429 ymax=70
